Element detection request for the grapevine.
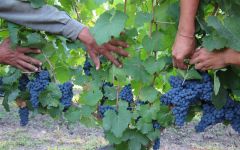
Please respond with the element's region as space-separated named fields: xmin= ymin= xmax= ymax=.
xmin=0 ymin=0 xmax=239 ymax=149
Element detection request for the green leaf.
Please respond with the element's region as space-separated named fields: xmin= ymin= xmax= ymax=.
xmin=121 ymin=129 xmax=149 ymax=149
xmin=178 ymin=68 xmax=202 ymax=80
xmin=7 ymin=22 xmax=20 ymax=47
xmin=48 ymin=106 xmax=64 ymax=118
xmin=23 ymin=33 xmax=46 ymax=49
xmin=2 ymin=68 xmax=21 ymax=85
xmin=91 ymin=10 xmax=128 ymax=44
xmin=2 ymin=95 xmax=10 ymax=112
xmin=135 ymin=12 xmax=152 ymax=27
xmin=105 ymin=131 xmax=122 ymax=145
xmin=39 ymin=83 xmax=62 ymax=107
xmin=8 ymin=89 xmax=20 ymax=102
xmin=214 ymin=71 xmax=221 ymax=95
xmin=80 ymin=82 xmax=103 ymax=106
xmin=139 ymin=86 xmax=158 ymax=103
xmin=104 ymin=86 xmax=117 ymax=100
xmin=212 ymin=86 xmax=228 ymax=109
xmin=123 ymin=57 xmax=153 ymax=84
xmin=202 ymin=33 xmax=227 ymax=51
xmin=136 ymin=118 xmax=153 ymax=134
xmin=157 ymin=105 xmax=173 ymax=127
xmin=103 ymin=102 xmax=131 ymax=137
xmin=207 ymin=16 xmax=240 ymax=50
xmin=143 ymin=57 xmax=166 ymax=75
xmin=64 ymin=107 xmax=81 ymax=123
xmin=142 ymin=31 xmax=161 ymax=52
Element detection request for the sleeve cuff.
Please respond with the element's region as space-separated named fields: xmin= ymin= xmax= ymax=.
xmin=62 ymin=19 xmax=85 ymax=41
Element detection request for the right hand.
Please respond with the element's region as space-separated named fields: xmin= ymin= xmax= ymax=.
xmin=172 ymin=32 xmax=196 ymax=69
xmin=0 ymin=38 xmax=42 ymax=72
xmin=78 ymin=27 xmax=129 ymax=70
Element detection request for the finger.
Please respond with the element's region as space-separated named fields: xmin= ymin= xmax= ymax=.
xmin=175 ymin=56 xmax=187 ymax=69
xmin=17 ymin=47 xmax=41 ymax=54
xmin=100 ymin=48 xmax=122 ymax=67
xmin=105 ymin=44 xmax=129 ymax=57
xmin=191 ymin=51 xmax=200 ymax=60
xmin=172 ymin=58 xmax=177 ymax=68
xmin=195 ymin=62 xmax=206 ymax=70
xmin=17 ymin=60 xmax=39 ymax=72
xmin=88 ymin=49 xmax=100 ymax=70
xmin=15 ymin=64 xmax=29 ymax=72
xmin=201 ymin=67 xmax=209 ymax=71
xmin=177 ymin=61 xmax=188 ymax=70
xmin=109 ymin=40 xmax=129 ymax=48
xmin=190 ymin=56 xmax=201 ymax=65
xmin=19 ymin=54 xmax=42 ymax=66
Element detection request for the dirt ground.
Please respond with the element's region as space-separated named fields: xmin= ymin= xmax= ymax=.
xmin=0 ymin=103 xmax=240 ymax=150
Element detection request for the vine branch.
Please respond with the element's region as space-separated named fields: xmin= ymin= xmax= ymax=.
xmin=124 ymin=0 xmax=127 ymax=14
xmin=43 ymin=52 xmax=57 ymax=83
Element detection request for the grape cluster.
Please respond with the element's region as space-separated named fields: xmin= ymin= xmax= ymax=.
xmin=160 ymin=73 xmax=213 ymax=126
xmin=120 ymin=84 xmax=133 ymax=103
xmin=58 ymin=82 xmax=73 ymax=108
xmin=83 ymin=58 xmax=92 ymax=76
xmin=19 ymin=107 xmax=29 ymax=126
xmin=27 ymin=70 xmax=51 ymax=108
xmin=98 ymin=105 xmax=116 ymax=118
xmin=19 ymin=74 xmax=30 ymax=91
xmin=196 ymin=96 xmax=240 ymax=133
xmin=153 ymin=138 xmax=160 ymax=150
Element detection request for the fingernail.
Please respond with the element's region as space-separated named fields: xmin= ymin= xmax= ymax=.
xmin=35 ymin=68 xmax=38 ymax=72
xmin=39 ymin=62 xmax=42 ymax=66
xmin=96 ymin=66 xmax=100 ymax=70
xmin=119 ymin=64 xmax=123 ymax=68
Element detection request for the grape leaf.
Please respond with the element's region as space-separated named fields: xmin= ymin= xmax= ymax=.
xmin=103 ymin=102 xmax=131 ymax=137
xmin=39 ymin=83 xmax=62 ymax=107
xmin=91 ymin=10 xmax=128 ymax=44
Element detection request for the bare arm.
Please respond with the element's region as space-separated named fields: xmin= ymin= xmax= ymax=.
xmin=178 ymin=0 xmax=200 ymax=36
xmin=172 ymin=0 xmax=200 ymax=69
xmin=190 ymin=48 xmax=240 ymax=71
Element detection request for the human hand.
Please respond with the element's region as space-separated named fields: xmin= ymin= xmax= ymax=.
xmin=190 ymin=48 xmax=231 ymax=71
xmin=0 ymin=39 xmax=42 ymax=72
xmin=78 ymin=27 xmax=129 ymax=70
xmin=172 ymin=32 xmax=196 ymax=69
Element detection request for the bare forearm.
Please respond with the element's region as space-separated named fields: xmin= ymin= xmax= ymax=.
xmin=224 ymin=49 xmax=240 ymax=67
xmin=178 ymin=0 xmax=200 ymax=36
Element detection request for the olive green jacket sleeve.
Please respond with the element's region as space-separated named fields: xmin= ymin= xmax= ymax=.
xmin=0 ymin=0 xmax=85 ymax=40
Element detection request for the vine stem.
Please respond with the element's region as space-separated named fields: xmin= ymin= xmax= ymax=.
xmin=124 ymin=0 xmax=127 ymax=14
xmin=42 ymin=52 xmax=57 ymax=83
xmin=116 ymin=84 xmax=120 ymax=111
xmin=212 ymin=3 xmax=219 ymax=16
xmin=149 ymin=0 xmax=155 ymax=37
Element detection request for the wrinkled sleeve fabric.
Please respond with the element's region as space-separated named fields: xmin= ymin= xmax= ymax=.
xmin=0 ymin=0 xmax=85 ymax=40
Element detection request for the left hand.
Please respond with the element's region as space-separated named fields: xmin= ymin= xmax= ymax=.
xmin=190 ymin=48 xmax=228 ymax=71
xmin=78 ymin=27 xmax=129 ymax=70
